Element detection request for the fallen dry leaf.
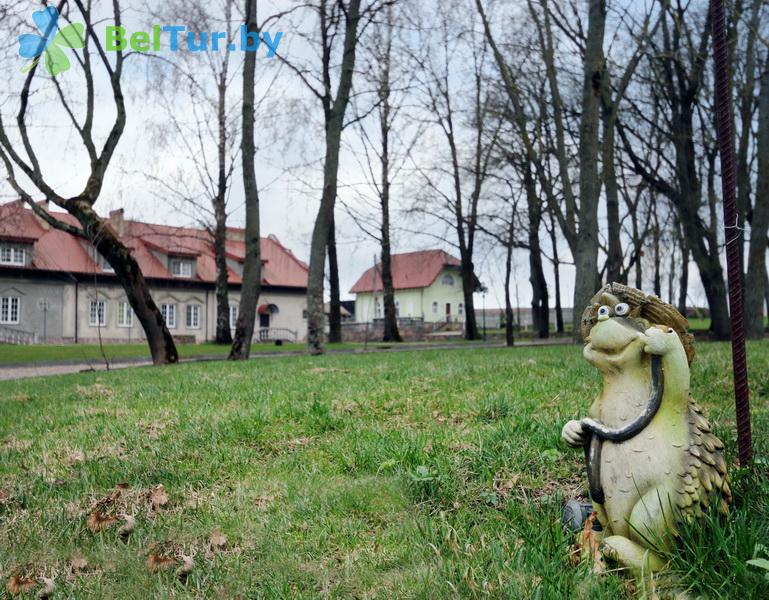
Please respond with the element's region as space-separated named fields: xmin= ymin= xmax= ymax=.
xmin=254 ymin=495 xmax=275 ymax=510
xmin=6 ymin=575 xmax=36 ymax=596
xmin=36 ymin=577 xmax=55 ymax=599
xmin=87 ymin=511 xmax=118 ymax=532
xmin=146 ymin=553 xmax=177 ymax=573
xmin=579 ymin=511 xmax=606 ymax=574
xmin=176 ymin=555 xmax=194 ymax=582
xmin=209 ymin=531 xmax=227 ymax=552
xmin=69 ymin=555 xmax=89 ymax=574
xmin=149 ymin=485 xmax=169 ymax=510
xmin=118 ymin=515 xmax=136 ymax=540
xmin=493 ymin=472 xmax=521 ymax=500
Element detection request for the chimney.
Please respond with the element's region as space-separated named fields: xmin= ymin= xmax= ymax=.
xmin=33 ymin=200 xmax=50 ymax=230
xmin=109 ymin=208 xmax=124 ymax=236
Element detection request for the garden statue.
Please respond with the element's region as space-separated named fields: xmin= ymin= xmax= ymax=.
xmin=562 ymin=283 xmax=731 ymax=574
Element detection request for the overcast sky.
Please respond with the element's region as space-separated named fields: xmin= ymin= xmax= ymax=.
xmin=0 ymin=0 xmax=713 ymax=311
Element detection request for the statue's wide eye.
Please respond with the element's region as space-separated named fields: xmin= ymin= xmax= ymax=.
xmin=615 ymin=302 xmax=630 ymax=316
xmin=598 ymin=305 xmax=611 ymax=318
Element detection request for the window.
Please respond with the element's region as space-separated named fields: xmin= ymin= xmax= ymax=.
xmin=186 ymin=304 xmax=201 ymax=329
xmin=441 ymin=273 xmax=455 ymax=286
xmin=375 ymin=299 xmax=382 ymax=318
xmin=117 ymin=301 xmax=133 ymax=327
xmin=0 ymin=245 xmax=25 ymax=266
xmin=171 ymin=259 xmax=193 ymax=277
xmin=458 ymin=303 xmax=464 ymax=316
xmin=160 ymin=303 xmax=176 ymax=329
xmin=0 ymin=297 xmax=20 ymax=324
xmin=229 ymin=304 xmax=238 ymax=327
xmin=432 ymin=301 xmax=438 ymax=314
xmin=89 ymin=300 xmax=106 ymax=327
xmin=395 ymin=300 xmax=400 ymax=317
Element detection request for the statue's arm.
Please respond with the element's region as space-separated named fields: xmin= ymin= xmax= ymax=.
xmin=562 ymin=399 xmax=596 ymax=448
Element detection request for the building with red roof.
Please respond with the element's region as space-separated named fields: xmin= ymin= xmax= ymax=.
xmin=349 ymin=249 xmax=472 ymax=324
xmin=0 ymin=201 xmax=308 ymax=343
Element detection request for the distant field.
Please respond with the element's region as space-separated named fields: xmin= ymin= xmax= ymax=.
xmin=0 ymin=342 xmax=767 ymax=598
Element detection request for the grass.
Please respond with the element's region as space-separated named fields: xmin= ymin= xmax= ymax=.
xmin=0 ymin=342 xmax=767 ymax=598
xmin=0 ymin=342 xmax=359 ymax=366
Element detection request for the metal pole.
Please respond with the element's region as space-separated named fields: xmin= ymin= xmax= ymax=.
xmin=711 ymin=0 xmax=752 ymax=465
xmin=482 ymin=289 xmax=487 ymax=341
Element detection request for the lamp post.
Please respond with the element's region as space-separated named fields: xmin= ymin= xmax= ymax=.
xmin=482 ymin=286 xmax=487 ymax=342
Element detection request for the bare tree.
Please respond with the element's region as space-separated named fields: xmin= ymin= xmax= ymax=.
xmin=230 ymin=0 xmax=262 ymax=359
xmin=619 ymin=2 xmax=731 ymax=338
xmin=410 ymin=4 xmax=500 ymax=340
xmin=345 ymin=4 xmax=421 ymax=342
xmin=145 ymin=0 xmax=242 ymax=345
xmin=0 ymin=0 xmax=177 ymax=364
xmin=746 ymin=60 xmax=769 ymax=338
xmin=277 ymin=0 xmax=367 ymax=354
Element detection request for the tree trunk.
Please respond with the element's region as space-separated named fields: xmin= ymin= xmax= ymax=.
xmin=504 ymin=231 xmax=515 ymax=347
xmin=378 ymin=40 xmax=401 ymax=343
xmin=327 ymin=213 xmax=342 ymax=343
xmin=677 ymin=227 xmax=689 ymax=316
xmin=745 ymin=64 xmax=769 ymax=338
xmin=602 ymin=68 xmax=623 ymax=283
xmin=230 ymin=0 xmax=261 ymax=360
xmin=652 ymin=204 xmax=661 ymax=297
xmin=306 ymin=0 xmax=362 ymax=354
xmin=548 ymin=213 xmax=564 ymax=334
xmin=459 ymin=254 xmax=480 ymax=340
xmin=77 ymin=201 xmax=178 ymax=364
xmin=524 ymin=165 xmax=548 ymax=338
xmin=214 ymin=205 xmax=232 ymax=344
xmin=573 ymin=0 xmax=606 ymax=339
xmin=214 ymin=70 xmax=232 ymax=345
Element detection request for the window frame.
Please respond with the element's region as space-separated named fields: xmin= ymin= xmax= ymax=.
xmin=0 ymin=245 xmax=25 ymax=266
xmin=170 ymin=258 xmax=193 ymax=278
xmin=0 ymin=296 xmax=20 ymax=324
xmin=186 ymin=304 xmax=201 ymax=329
xmin=441 ymin=273 xmax=455 ymax=287
xmin=431 ymin=301 xmax=438 ymax=314
xmin=160 ymin=303 xmax=177 ymax=329
xmin=117 ymin=301 xmax=133 ymax=327
xmin=229 ymin=304 xmax=238 ymax=327
xmin=89 ymin=299 xmax=107 ymax=327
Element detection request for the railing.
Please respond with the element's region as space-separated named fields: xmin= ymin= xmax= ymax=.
xmin=254 ymin=327 xmax=297 ymax=343
xmin=0 ymin=325 xmax=37 ymax=345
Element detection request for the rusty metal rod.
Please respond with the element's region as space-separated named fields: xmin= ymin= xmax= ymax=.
xmin=711 ymin=0 xmax=752 ymax=465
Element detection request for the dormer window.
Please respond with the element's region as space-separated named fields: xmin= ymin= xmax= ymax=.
xmin=441 ymin=273 xmax=455 ymax=286
xmin=170 ymin=258 xmax=193 ymax=277
xmin=0 ymin=244 xmax=26 ymax=266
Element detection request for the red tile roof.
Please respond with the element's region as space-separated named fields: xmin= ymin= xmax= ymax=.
xmin=349 ymin=249 xmax=461 ymax=293
xmin=0 ymin=201 xmax=308 ymax=289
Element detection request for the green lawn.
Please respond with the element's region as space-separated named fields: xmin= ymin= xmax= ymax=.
xmin=0 ymin=342 xmax=767 ymax=598
xmin=0 ymin=342 xmax=358 ymax=365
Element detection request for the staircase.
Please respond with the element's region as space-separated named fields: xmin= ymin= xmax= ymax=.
xmin=0 ymin=326 xmax=37 ymax=345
